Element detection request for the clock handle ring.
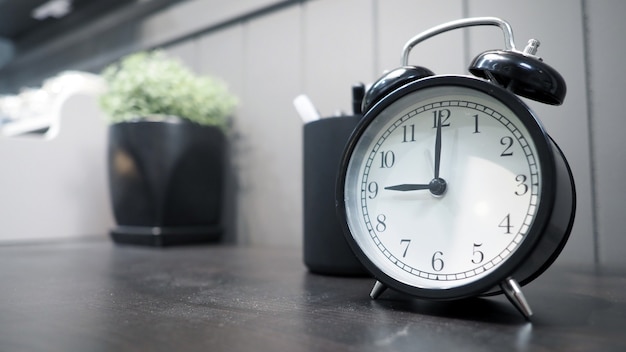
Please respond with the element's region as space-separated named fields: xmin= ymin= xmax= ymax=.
xmin=401 ymin=17 xmax=517 ymax=66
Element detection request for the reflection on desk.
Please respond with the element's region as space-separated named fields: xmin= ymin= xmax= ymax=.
xmin=0 ymin=240 xmax=624 ymax=351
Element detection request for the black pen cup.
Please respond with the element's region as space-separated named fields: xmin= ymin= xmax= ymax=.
xmin=303 ymin=115 xmax=368 ymax=276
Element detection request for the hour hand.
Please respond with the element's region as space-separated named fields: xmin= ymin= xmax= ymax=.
xmin=384 ymin=184 xmax=430 ymax=191
xmin=385 ymin=179 xmax=447 ymax=196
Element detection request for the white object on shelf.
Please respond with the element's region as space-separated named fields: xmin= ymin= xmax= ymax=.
xmin=0 ymin=73 xmax=113 ymax=243
xmin=0 ymin=71 xmax=106 ymax=138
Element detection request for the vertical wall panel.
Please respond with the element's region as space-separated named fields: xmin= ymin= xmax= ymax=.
xmin=197 ymin=26 xmax=246 ymax=99
xmin=236 ymin=6 xmax=303 ymax=247
xmin=585 ymin=0 xmax=626 ymax=266
xmin=166 ymin=40 xmax=201 ymax=72
xmin=467 ymin=0 xmax=593 ymax=264
xmin=196 ymin=25 xmax=247 ymax=244
xmin=303 ymin=0 xmax=375 ymax=116
xmin=376 ymin=0 xmax=466 ymax=77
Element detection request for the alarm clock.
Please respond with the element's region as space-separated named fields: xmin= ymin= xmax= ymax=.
xmin=336 ymin=17 xmax=575 ymax=319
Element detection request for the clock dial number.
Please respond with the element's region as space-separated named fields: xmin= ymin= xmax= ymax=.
xmin=432 ymin=109 xmax=451 ymax=128
xmin=375 ymin=214 xmax=387 ymax=232
xmin=431 ymin=251 xmax=444 ymax=272
xmin=367 ymin=181 xmax=379 ymax=199
xmin=402 ymin=124 xmax=416 ymax=143
xmin=400 ymin=239 xmax=411 ymax=257
xmin=473 ymin=114 xmax=480 ymax=134
xmin=379 ymin=150 xmax=396 ymax=168
xmin=499 ymin=213 xmax=513 ymax=234
xmin=472 ymin=243 xmax=485 ymax=264
xmin=515 ymin=174 xmax=529 ymax=196
xmin=500 ymin=136 xmax=514 ymax=156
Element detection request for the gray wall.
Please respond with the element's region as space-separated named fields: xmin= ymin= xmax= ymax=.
xmin=2 ymin=0 xmax=625 ymax=267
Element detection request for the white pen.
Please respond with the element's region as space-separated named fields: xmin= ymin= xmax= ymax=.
xmin=293 ymin=94 xmax=321 ymax=123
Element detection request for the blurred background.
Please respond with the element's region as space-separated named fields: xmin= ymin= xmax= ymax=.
xmin=0 ymin=0 xmax=622 ymax=267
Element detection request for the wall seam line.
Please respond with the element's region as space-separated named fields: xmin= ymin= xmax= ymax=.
xmin=580 ymin=0 xmax=600 ymax=265
xmin=461 ymin=0 xmax=470 ymax=65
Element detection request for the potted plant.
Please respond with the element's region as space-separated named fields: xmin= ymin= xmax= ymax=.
xmin=99 ymin=51 xmax=237 ymax=246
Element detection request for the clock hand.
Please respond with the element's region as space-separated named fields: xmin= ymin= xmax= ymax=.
xmin=385 ymin=178 xmax=447 ymax=196
xmin=434 ymin=114 xmax=442 ymax=179
xmin=385 ymin=184 xmax=430 ymax=191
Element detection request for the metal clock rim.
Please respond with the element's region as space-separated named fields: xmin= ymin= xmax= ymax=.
xmin=336 ymin=75 xmax=559 ymax=300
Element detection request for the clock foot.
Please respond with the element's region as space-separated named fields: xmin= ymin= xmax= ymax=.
xmin=500 ymin=277 xmax=533 ymax=320
xmin=370 ymin=280 xmax=387 ymax=299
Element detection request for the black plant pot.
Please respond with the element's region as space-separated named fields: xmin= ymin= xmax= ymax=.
xmin=107 ymin=117 xmax=226 ymax=246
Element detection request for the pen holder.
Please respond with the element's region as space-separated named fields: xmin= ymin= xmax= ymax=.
xmin=303 ymin=115 xmax=368 ymax=276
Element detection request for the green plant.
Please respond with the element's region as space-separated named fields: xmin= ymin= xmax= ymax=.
xmin=99 ymin=51 xmax=237 ymax=129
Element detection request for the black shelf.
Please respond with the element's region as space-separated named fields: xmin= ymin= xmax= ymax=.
xmin=0 ymin=239 xmax=623 ymax=351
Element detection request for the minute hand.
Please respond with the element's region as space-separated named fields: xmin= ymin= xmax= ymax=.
xmin=434 ymin=114 xmax=442 ymax=179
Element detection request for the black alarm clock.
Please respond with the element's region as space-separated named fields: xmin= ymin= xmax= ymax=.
xmin=336 ymin=17 xmax=575 ymax=319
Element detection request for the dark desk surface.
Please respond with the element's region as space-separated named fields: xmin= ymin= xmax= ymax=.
xmin=0 ymin=240 xmax=624 ymax=352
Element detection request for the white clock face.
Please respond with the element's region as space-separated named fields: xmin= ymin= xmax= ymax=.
xmin=343 ymin=82 xmax=543 ymax=290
